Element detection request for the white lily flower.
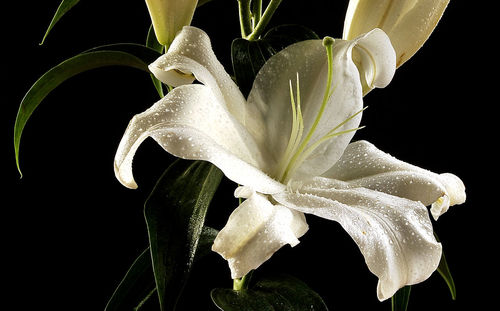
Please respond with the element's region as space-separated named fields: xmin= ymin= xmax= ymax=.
xmin=114 ymin=26 xmax=465 ymax=301
xmin=145 ymin=0 xmax=198 ymax=46
xmin=343 ymin=0 xmax=450 ymax=67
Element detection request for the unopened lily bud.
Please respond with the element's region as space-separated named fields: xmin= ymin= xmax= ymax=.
xmin=145 ymin=0 xmax=199 ymax=46
xmin=343 ymin=0 xmax=449 ymax=67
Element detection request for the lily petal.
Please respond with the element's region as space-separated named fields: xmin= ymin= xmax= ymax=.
xmin=212 ymin=190 xmax=308 ymax=279
xmin=247 ymin=39 xmax=362 ymax=177
xmin=149 ymin=26 xmax=247 ymax=124
xmin=245 ymin=39 xmax=330 ymax=169
xmin=246 ymin=29 xmax=394 ymax=178
xmin=351 ymin=28 xmax=396 ymax=94
xmin=273 ymin=185 xmax=442 ymax=301
xmin=343 ymin=0 xmax=450 ymax=67
xmin=114 ymin=84 xmax=283 ymax=194
xmin=323 ymin=140 xmax=466 ymax=219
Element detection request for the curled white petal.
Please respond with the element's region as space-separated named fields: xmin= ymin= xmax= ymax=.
xmin=114 ymin=84 xmax=283 ymax=194
xmin=431 ymin=173 xmax=466 ymax=219
xmin=323 ymin=140 xmax=466 ymax=219
xmin=148 ymin=26 xmax=247 ymax=124
xmin=273 ymin=186 xmax=442 ymax=301
xmin=212 ymin=191 xmax=308 ymax=278
xmin=351 ymin=28 xmax=396 ymax=92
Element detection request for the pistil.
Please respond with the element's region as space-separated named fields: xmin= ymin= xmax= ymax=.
xmin=277 ymin=37 xmax=336 ymax=182
xmin=276 ymin=37 xmax=365 ymax=183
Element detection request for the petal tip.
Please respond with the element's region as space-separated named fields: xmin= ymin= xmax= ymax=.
xmin=114 ymin=161 xmax=138 ymax=190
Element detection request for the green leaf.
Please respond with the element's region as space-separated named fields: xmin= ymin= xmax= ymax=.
xmin=39 ymin=0 xmax=215 ymax=46
xmin=231 ymin=24 xmax=319 ymax=97
xmin=437 ymin=249 xmax=456 ymax=300
xmin=196 ymin=226 xmax=220 ymax=260
xmin=104 ymin=248 xmax=157 ymax=311
xmin=105 ymin=226 xmax=219 ymax=311
xmin=14 ymin=44 xmax=160 ymax=176
xmin=211 ymin=289 xmax=277 ymax=311
xmin=146 ymin=24 xmax=165 ymax=54
xmin=84 ymin=43 xmax=162 ymax=62
xmin=146 ymin=24 xmax=165 ymax=98
xmin=434 ymin=233 xmax=456 ymax=300
xmin=144 ymin=160 xmax=223 ymax=311
xmin=391 ymin=286 xmax=411 ymax=311
xmin=40 ymin=0 xmax=80 ymax=45
xmin=197 ymin=0 xmax=218 ymax=7
xmin=211 ymin=273 xmax=329 ymax=311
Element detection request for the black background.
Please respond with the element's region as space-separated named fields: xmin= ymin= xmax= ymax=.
xmin=3 ymin=0 xmax=492 ymax=310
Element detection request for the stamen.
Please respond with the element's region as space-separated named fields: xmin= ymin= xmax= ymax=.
xmin=275 ymin=74 xmax=304 ymax=180
xmin=326 ymin=106 xmax=368 ymax=136
xmin=292 ymin=126 xmax=366 ymax=173
xmin=275 ymin=38 xmax=366 ymax=183
xmin=279 ymin=38 xmax=336 ymax=182
xmin=292 ymin=73 xmax=304 ymax=161
xmin=283 ymin=121 xmax=366 ymax=183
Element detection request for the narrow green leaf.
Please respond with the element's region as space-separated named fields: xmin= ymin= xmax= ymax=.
xmin=39 ymin=0 xmax=213 ymax=46
xmin=145 ymin=160 xmax=223 ymax=311
xmin=196 ymin=226 xmax=220 ymax=260
xmin=84 ymin=43 xmax=162 ymax=62
xmin=437 ymin=250 xmax=456 ymax=300
xmin=105 ymin=226 xmax=218 ymax=311
xmin=146 ymin=25 xmax=164 ymax=54
xmin=146 ymin=24 xmax=165 ymax=98
xmin=104 ymin=248 xmax=157 ymax=311
xmin=40 ymin=0 xmax=80 ymax=45
xmin=391 ymin=286 xmax=411 ymax=311
xmin=14 ymin=45 xmax=159 ymax=176
xmin=231 ymin=24 xmax=319 ymax=97
xmin=211 ymin=273 xmax=328 ymax=311
xmin=434 ymin=233 xmax=457 ymax=300
xmin=197 ymin=0 xmax=216 ymax=7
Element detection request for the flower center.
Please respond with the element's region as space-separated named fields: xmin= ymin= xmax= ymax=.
xmin=275 ymin=37 xmax=365 ymax=183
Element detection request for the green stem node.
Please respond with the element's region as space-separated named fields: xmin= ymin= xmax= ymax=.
xmin=246 ymin=0 xmax=283 ymax=41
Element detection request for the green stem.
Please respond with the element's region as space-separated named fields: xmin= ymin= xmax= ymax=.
xmin=238 ymin=0 xmax=253 ymax=38
xmin=251 ymin=0 xmax=262 ymax=27
xmin=246 ymin=0 xmax=283 ymax=41
xmin=164 ymin=42 xmax=173 ymax=93
xmin=233 ymin=272 xmax=252 ymax=291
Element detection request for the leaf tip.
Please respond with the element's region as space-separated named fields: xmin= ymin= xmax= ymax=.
xmin=16 ymin=159 xmax=24 ymax=179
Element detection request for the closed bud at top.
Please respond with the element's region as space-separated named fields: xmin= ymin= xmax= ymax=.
xmin=145 ymin=0 xmax=199 ymax=46
xmin=343 ymin=0 xmax=449 ymax=67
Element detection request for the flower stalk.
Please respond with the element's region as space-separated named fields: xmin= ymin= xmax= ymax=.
xmin=233 ymin=272 xmax=252 ymax=291
xmin=238 ymin=0 xmax=283 ymax=41
xmin=238 ymin=0 xmax=253 ymax=38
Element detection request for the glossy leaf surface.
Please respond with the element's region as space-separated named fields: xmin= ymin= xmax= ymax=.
xmin=145 ymin=160 xmax=223 ymax=311
xmin=211 ymin=274 xmax=329 ymax=311
xmin=40 ymin=0 xmax=80 ymax=45
xmin=231 ymin=24 xmax=319 ymax=97
xmin=14 ymin=44 xmax=160 ymax=175
xmin=391 ymin=286 xmax=411 ymax=311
